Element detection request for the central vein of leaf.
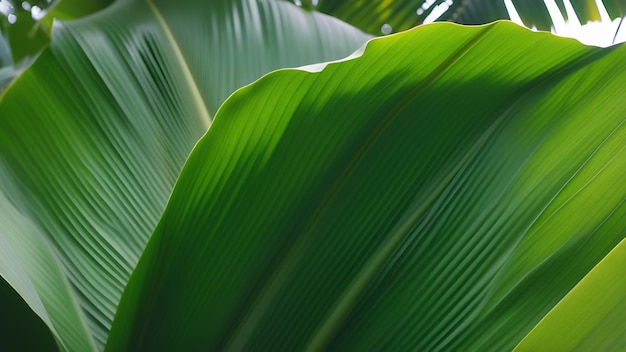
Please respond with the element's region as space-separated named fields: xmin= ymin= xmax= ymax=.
xmin=146 ymin=0 xmax=212 ymax=128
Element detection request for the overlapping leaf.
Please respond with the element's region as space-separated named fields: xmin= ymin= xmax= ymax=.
xmin=0 ymin=182 xmax=93 ymax=352
xmin=110 ymin=21 xmax=626 ymax=350
xmin=0 ymin=0 xmax=369 ymax=350
xmin=515 ymin=238 xmax=626 ymax=351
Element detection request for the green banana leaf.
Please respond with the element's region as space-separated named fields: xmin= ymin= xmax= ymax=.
xmin=515 ymin=238 xmax=626 ymax=351
xmin=299 ymin=0 xmax=626 ymax=34
xmin=0 ymin=0 xmax=368 ymax=350
xmin=109 ymin=21 xmax=626 ymax=350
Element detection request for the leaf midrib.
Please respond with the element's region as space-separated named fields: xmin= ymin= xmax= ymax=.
xmin=146 ymin=0 xmax=212 ymax=128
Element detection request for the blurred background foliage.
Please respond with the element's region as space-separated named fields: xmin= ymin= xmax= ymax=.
xmin=1 ymin=0 xmax=625 ymax=69
xmin=0 ymin=0 xmax=112 ymax=64
xmin=0 ymin=0 xmax=625 ymax=93
xmin=293 ymin=0 xmax=625 ymax=36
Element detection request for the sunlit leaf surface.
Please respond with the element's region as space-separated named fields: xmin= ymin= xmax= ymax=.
xmin=110 ymin=21 xmax=626 ymax=350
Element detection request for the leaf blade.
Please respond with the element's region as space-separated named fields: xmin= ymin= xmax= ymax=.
xmin=109 ymin=21 xmax=626 ymax=350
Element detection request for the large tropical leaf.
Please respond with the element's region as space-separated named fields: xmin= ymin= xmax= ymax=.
xmin=298 ymin=0 xmax=626 ymax=34
xmin=109 ymin=21 xmax=626 ymax=350
xmin=0 ymin=0 xmax=368 ymax=350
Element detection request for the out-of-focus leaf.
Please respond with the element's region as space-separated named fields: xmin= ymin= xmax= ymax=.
xmin=0 ymin=31 xmax=16 ymax=89
xmin=0 ymin=0 xmax=368 ymax=349
xmin=0 ymin=65 xmax=18 ymax=90
xmin=2 ymin=12 xmax=49 ymax=63
xmin=604 ymin=0 xmax=626 ymax=20
xmin=0 ymin=0 xmax=117 ymax=64
xmin=0 ymin=32 xmax=11 ymax=66
xmin=461 ymin=0 xmax=554 ymax=29
xmin=147 ymin=0 xmax=370 ymax=116
xmin=302 ymin=0 xmax=626 ymax=34
xmin=109 ymin=21 xmax=626 ymax=350
xmin=514 ymin=238 xmax=626 ymax=351
xmin=45 ymin=0 xmax=114 ymax=21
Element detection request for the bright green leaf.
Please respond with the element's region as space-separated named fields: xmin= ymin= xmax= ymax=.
xmin=109 ymin=21 xmax=626 ymax=350
xmin=514 ymin=238 xmax=626 ymax=351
